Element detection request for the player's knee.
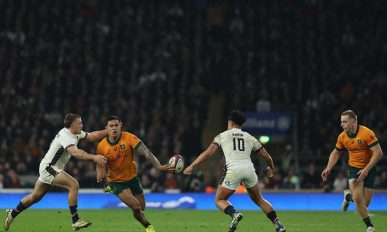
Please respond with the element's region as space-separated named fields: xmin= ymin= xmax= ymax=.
xmin=68 ymin=181 xmax=80 ymax=192
xmin=352 ymin=194 xmax=363 ymax=204
xmin=215 ymin=199 xmax=224 ymax=206
xmin=131 ymin=204 xmax=141 ymax=213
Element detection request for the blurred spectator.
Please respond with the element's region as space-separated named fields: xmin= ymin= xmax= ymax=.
xmin=333 ymin=171 xmax=348 ymax=191
xmin=376 ymin=170 xmax=387 ymax=188
xmin=301 ymin=163 xmax=321 ymax=189
xmin=280 ymin=145 xmax=294 ymax=175
xmin=148 ymin=167 xmax=165 ymax=193
xmin=280 ymin=168 xmax=299 ymax=190
xmin=183 ymin=171 xmax=204 ymax=192
xmin=164 ymin=173 xmax=179 ymax=189
xmin=3 ymin=170 xmax=21 ymax=188
xmin=0 ymin=174 xmax=3 ymax=190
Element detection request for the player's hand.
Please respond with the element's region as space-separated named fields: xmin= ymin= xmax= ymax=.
xmin=94 ymin=155 xmax=107 ymax=164
xmin=357 ymin=169 xmax=368 ymax=182
xmin=265 ymin=166 xmax=273 ymax=178
xmin=321 ymin=168 xmax=330 ymax=182
xmin=183 ymin=165 xmax=194 ymax=175
xmin=157 ymin=164 xmax=175 ymax=173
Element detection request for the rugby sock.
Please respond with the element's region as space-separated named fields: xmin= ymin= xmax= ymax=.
xmin=224 ymin=205 xmax=237 ymax=218
xmin=363 ymin=216 xmax=373 ymax=228
xmin=266 ymin=210 xmax=279 ymax=224
xmin=69 ymin=205 xmax=80 ymax=224
xmin=11 ymin=201 xmax=28 ymax=218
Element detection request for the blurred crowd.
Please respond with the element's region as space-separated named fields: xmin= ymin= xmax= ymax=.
xmin=1 ymin=0 xmax=386 ymax=192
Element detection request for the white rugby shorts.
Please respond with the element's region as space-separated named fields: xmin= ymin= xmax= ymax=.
xmin=38 ymin=163 xmax=62 ymax=185
xmin=220 ymin=164 xmax=258 ymax=190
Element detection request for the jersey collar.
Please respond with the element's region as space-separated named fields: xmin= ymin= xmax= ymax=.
xmin=106 ymin=133 xmax=122 ymax=146
xmin=346 ymin=125 xmax=360 ymax=138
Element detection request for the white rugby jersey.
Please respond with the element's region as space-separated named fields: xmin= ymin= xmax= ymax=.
xmin=213 ymin=128 xmax=261 ymax=167
xmin=40 ymin=128 xmax=88 ymax=171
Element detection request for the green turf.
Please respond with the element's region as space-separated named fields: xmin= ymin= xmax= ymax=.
xmin=2 ymin=209 xmax=386 ymax=232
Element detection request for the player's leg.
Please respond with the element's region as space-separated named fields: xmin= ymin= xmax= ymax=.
xmin=246 ymin=182 xmax=286 ymax=232
xmin=215 ymin=185 xmax=242 ymax=232
xmin=217 ymin=165 xmax=239 ymax=214
xmin=134 ymin=193 xmax=146 ymax=211
xmin=363 ymin=167 xmax=376 ymax=208
xmin=342 ymin=189 xmax=352 ymax=211
xmin=117 ymin=189 xmax=152 ymax=229
xmin=215 ymin=185 xmax=236 ymax=212
xmin=133 ymin=193 xmax=155 ymax=232
xmin=364 ymin=188 xmax=376 ymax=232
xmin=4 ymin=180 xmax=51 ymax=231
xmin=349 ymin=179 xmax=374 ymax=230
xmin=363 ymin=187 xmax=375 ymax=207
xmin=363 ymin=167 xmax=376 ymax=232
xmin=52 ymin=171 xmax=91 ymax=230
xmin=216 ymin=185 xmax=242 ymax=232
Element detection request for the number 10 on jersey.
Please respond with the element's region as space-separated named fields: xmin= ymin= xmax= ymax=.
xmin=233 ymin=138 xmax=245 ymax=151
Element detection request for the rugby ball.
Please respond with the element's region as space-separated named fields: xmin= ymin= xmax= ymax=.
xmin=168 ymin=154 xmax=184 ymax=174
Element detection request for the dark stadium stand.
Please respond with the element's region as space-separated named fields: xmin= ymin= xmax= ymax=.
xmin=0 ymin=0 xmax=386 ymax=191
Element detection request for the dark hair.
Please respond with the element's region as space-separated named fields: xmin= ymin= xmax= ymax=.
xmin=106 ymin=115 xmax=121 ymax=124
xmin=228 ymin=110 xmax=246 ymax=126
xmin=341 ymin=110 xmax=357 ymax=121
xmin=64 ymin=113 xmax=81 ymax=128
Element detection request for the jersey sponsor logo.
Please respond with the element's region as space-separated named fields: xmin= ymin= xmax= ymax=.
xmin=224 ymin=180 xmax=231 ymax=187
xmin=120 ymin=144 xmax=126 ymax=150
xmin=358 ymin=139 xmax=362 ymax=144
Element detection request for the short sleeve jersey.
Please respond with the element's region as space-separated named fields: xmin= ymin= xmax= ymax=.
xmin=40 ymin=128 xmax=88 ymax=171
xmin=97 ymin=132 xmax=142 ymax=182
xmin=213 ymin=128 xmax=262 ymax=167
xmin=335 ymin=125 xmax=379 ymax=168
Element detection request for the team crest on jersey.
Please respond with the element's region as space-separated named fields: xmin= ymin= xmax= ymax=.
xmin=357 ymin=139 xmax=362 ymax=144
xmin=120 ymin=144 xmax=126 ymax=150
xmin=224 ymin=180 xmax=231 ymax=186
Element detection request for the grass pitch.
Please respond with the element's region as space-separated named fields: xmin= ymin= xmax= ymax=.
xmin=2 ymin=209 xmax=386 ymax=232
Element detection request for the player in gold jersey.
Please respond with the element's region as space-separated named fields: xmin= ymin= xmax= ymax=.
xmin=96 ymin=116 xmax=173 ymax=232
xmin=321 ymin=110 xmax=383 ymax=232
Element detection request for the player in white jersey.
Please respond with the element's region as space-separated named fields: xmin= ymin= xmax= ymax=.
xmin=4 ymin=113 xmax=107 ymax=231
xmin=184 ymin=110 xmax=286 ymax=232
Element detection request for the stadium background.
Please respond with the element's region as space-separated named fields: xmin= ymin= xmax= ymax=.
xmin=1 ymin=0 xmax=387 ymax=199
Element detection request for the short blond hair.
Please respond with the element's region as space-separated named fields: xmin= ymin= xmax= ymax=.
xmin=341 ymin=110 xmax=357 ymax=121
xmin=64 ymin=113 xmax=81 ymax=128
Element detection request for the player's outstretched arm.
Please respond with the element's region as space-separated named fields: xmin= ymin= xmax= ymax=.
xmin=321 ymin=149 xmax=340 ymax=182
xmin=96 ymin=163 xmax=107 ymax=182
xmin=136 ymin=143 xmax=174 ymax=172
xmin=85 ymin=129 xmax=108 ymax=142
xmin=183 ymin=143 xmax=218 ymax=175
xmin=67 ymin=145 xmax=107 ymax=164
